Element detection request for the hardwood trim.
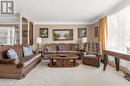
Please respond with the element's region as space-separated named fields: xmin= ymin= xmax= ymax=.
xmin=102 ymin=49 xmax=130 ymax=71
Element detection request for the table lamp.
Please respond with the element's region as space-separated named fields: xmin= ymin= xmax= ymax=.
xmin=36 ymin=37 xmax=42 ymax=50
xmin=82 ymin=37 xmax=87 ymax=50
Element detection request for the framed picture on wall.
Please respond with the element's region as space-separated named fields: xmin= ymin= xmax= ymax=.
xmin=39 ymin=28 xmax=48 ymax=38
xmin=53 ymin=29 xmax=73 ymax=41
xmin=78 ymin=28 xmax=87 ymax=38
xmin=95 ymin=27 xmax=98 ymax=37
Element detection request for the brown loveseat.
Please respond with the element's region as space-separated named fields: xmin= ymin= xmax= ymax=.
xmin=0 ymin=45 xmax=41 ymax=79
xmin=42 ymin=43 xmax=79 ymax=59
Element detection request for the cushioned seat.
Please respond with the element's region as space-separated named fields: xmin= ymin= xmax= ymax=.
xmin=56 ymin=51 xmax=68 ymax=54
xmin=44 ymin=51 xmax=56 ymax=54
xmin=42 ymin=43 xmax=79 ymax=59
xmin=84 ymin=54 xmax=97 ymax=59
xmin=67 ymin=51 xmax=79 ymax=55
xmin=82 ymin=42 xmax=100 ymax=67
xmin=23 ymin=54 xmax=41 ymax=67
xmin=0 ymin=45 xmax=41 ymax=79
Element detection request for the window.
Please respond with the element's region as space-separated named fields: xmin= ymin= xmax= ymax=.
xmin=0 ymin=26 xmax=15 ymax=45
xmin=107 ymin=5 xmax=130 ymax=70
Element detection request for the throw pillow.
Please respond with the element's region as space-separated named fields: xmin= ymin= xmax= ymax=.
xmin=6 ymin=49 xmax=19 ymax=64
xmin=63 ymin=45 xmax=71 ymax=51
xmin=47 ymin=46 xmax=57 ymax=52
xmin=57 ymin=45 xmax=63 ymax=51
xmin=28 ymin=47 xmax=33 ymax=55
xmin=23 ymin=47 xmax=33 ymax=56
xmin=71 ymin=46 xmax=77 ymax=51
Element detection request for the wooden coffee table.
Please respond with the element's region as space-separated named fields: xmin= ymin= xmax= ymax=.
xmin=48 ymin=54 xmax=79 ymax=67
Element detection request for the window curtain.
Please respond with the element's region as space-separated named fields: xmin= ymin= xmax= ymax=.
xmin=99 ymin=17 xmax=108 ymax=52
xmin=0 ymin=26 xmax=15 ymax=45
xmin=107 ymin=6 xmax=130 ymax=70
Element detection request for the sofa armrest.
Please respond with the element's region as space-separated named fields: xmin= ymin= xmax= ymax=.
xmin=0 ymin=59 xmax=16 ymax=64
xmin=42 ymin=48 xmax=48 ymax=56
xmin=82 ymin=52 xmax=88 ymax=56
xmin=42 ymin=48 xmax=48 ymax=52
xmin=0 ymin=58 xmax=24 ymax=69
xmin=32 ymin=50 xmax=37 ymax=54
xmin=96 ymin=52 xmax=101 ymax=57
xmin=17 ymin=62 xmax=24 ymax=68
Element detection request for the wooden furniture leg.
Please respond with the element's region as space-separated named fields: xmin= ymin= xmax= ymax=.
xmin=103 ymin=55 xmax=108 ymax=71
xmin=73 ymin=59 xmax=77 ymax=66
xmin=115 ymin=57 xmax=120 ymax=71
xmin=50 ymin=59 xmax=53 ymax=66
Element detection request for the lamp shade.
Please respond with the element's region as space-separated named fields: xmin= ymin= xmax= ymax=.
xmin=82 ymin=37 xmax=87 ymax=43
xmin=36 ymin=37 xmax=42 ymax=44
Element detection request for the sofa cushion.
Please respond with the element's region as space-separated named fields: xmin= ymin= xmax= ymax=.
xmin=6 ymin=49 xmax=19 ymax=64
xmin=44 ymin=51 xmax=56 ymax=54
xmin=57 ymin=44 xmax=63 ymax=51
xmin=23 ymin=54 xmax=41 ymax=67
xmin=47 ymin=46 xmax=57 ymax=52
xmin=67 ymin=51 xmax=79 ymax=55
xmin=28 ymin=47 xmax=33 ymax=54
xmin=71 ymin=45 xmax=77 ymax=51
xmin=0 ymin=45 xmax=14 ymax=59
xmin=22 ymin=54 xmax=35 ymax=62
xmin=85 ymin=42 xmax=100 ymax=54
xmin=23 ymin=47 xmax=33 ymax=56
xmin=84 ymin=54 xmax=96 ymax=58
xmin=7 ymin=49 xmax=18 ymax=59
xmin=13 ymin=45 xmax=23 ymax=58
xmin=83 ymin=54 xmax=98 ymax=61
xmin=56 ymin=51 xmax=68 ymax=54
xmin=63 ymin=45 xmax=71 ymax=51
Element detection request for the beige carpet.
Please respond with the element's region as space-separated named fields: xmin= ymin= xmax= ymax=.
xmin=0 ymin=60 xmax=130 ymax=86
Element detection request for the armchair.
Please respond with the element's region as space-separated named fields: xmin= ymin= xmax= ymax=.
xmin=82 ymin=42 xmax=100 ymax=67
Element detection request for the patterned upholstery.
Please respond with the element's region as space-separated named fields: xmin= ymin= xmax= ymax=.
xmin=82 ymin=42 xmax=100 ymax=67
xmin=23 ymin=47 xmax=33 ymax=56
xmin=6 ymin=49 xmax=19 ymax=64
xmin=46 ymin=44 xmax=57 ymax=52
xmin=0 ymin=45 xmax=41 ymax=79
xmin=42 ymin=43 xmax=79 ymax=59
xmin=84 ymin=42 xmax=100 ymax=55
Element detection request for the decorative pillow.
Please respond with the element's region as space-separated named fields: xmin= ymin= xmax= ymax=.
xmin=47 ymin=46 xmax=57 ymax=52
xmin=71 ymin=46 xmax=77 ymax=51
xmin=6 ymin=49 xmax=19 ymax=64
xmin=57 ymin=45 xmax=63 ymax=51
xmin=63 ymin=45 xmax=71 ymax=51
xmin=23 ymin=47 xmax=33 ymax=57
xmin=28 ymin=47 xmax=33 ymax=55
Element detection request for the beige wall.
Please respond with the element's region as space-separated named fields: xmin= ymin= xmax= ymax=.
xmin=33 ymin=24 xmax=92 ymax=49
xmin=87 ymin=22 xmax=99 ymax=42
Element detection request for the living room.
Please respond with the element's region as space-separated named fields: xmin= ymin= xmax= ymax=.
xmin=0 ymin=0 xmax=130 ymax=86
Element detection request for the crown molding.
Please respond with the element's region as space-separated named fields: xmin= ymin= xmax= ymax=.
xmin=34 ymin=22 xmax=92 ymax=25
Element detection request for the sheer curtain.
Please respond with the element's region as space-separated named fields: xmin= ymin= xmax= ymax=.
xmin=107 ymin=5 xmax=130 ymax=70
xmin=0 ymin=26 xmax=15 ymax=45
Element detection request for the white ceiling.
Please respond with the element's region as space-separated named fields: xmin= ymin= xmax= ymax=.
xmin=15 ymin=0 xmax=126 ymax=24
